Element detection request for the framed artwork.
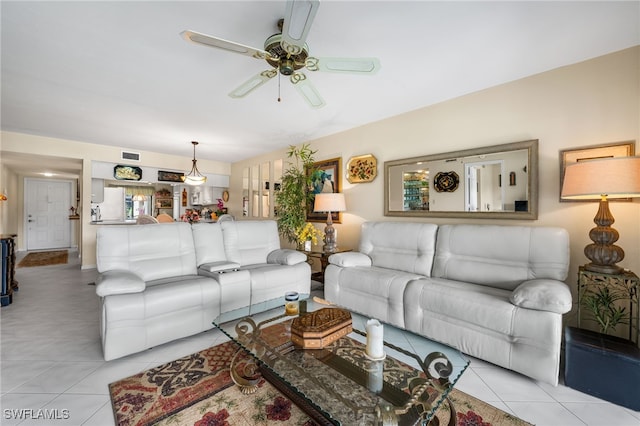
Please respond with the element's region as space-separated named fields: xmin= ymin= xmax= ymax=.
xmin=158 ymin=170 xmax=184 ymax=182
xmin=559 ymin=141 xmax=635 ymax=202
xmin=157 ymin=198 xmax=172 ymax=208
xmin=433 ymin=171 xmax=459 ymax=193
xmin=114 ymin=165 xmax=142 ymax=181
xmin=346 ymin=154 xmax=377 ymax=183
xmin=306 ymin=157 xmax=342 ymax=222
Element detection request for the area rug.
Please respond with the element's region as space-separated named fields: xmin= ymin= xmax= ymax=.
xmin=110 ymin=328 xmax=531 ymax=426
xmin=17 ymin=250 xmax=68 ymax=267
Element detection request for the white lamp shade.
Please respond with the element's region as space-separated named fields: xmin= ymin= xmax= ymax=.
xmin=561 ymin=156 xmax=640 ymax=200
xmin=314 ymin=193 xmax=346 ymax=212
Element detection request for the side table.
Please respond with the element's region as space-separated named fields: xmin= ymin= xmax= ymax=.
xmin=299 ymin=248 xmax=351 ymax=284
xmin=577 ymin=266 xmax=638 ymax=344
xmin=1 ymin=234 xmax=19 ymax=307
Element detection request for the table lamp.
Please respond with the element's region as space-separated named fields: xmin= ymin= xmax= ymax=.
xmin=561 ymin=156 xmax=640 ymax=274
xmin=314 ymin=193 xmax=346 ymax=253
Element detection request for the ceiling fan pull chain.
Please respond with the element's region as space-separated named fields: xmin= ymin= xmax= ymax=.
xmin=277 ymin=72 xmax=282 ymax=103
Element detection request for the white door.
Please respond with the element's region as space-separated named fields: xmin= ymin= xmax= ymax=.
xmin=25 ymin=178 xmax=72 ymax=250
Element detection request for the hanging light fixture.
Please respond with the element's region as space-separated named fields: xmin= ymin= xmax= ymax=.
xmin=181 ymin=141 xmax=207 ymax=186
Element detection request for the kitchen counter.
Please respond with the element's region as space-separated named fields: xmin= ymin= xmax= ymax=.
xmin=90 ymin=220 xmax=137 ymax=225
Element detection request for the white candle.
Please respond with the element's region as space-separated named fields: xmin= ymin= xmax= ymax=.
xmin=366 ymin=319 xmax=384 ymax=359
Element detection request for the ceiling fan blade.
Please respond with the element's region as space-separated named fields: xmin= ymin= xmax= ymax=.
xmin=306 ymin=57 xmax=381 ymax=74
xmin=229 ymin=70 xmax=277 ymax=98
xmin=290 ymin=72 xmax=325 ymax=109
xmin=181 ymin=30 xmax=270 ymax=60
xmin=281 ymin=0 xmax=320 ymax=55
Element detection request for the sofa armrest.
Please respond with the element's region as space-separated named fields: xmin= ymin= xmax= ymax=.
xmin=96 ymin=270 xmax=146 ymax=297
xmin=510 ymin=279 xmax=572 ymax=314
xmin=328 ymin=252 xmax=372 ymax=268
xmin=267 ymin=249 xmax=307 ymax=266
xmin=198 ymin=261 xmax=241 ymax=273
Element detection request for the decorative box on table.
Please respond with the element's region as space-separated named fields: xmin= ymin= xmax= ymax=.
xmin=291 ymin=308 xmax=352 ymax=349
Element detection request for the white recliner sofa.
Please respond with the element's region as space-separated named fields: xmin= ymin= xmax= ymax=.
xmin=325 ymin=222 xmax=571 ymax=385
xmin=95 ymin=220 xmax=310 ymax=361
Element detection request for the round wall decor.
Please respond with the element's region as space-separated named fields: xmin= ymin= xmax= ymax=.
xmin=433 ymin=171 xmax=459 ymax=192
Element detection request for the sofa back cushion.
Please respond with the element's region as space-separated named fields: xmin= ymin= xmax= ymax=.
xmin=191 ymin=222 xmax=227 ymax=266
xmin=221 ymin=220 xmax=281 ymax=266
xmin=432 ymin=224 xmax=570 ymax=290
xmin=96 ymin=222 xmax=197 ymax=281
xmin=360 ymin=222 xmax=438 ymax=276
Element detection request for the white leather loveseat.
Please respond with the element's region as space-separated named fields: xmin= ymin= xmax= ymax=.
xmin=325 ymin=222 xmax=571 ymax=385
xmin=95 ymin=220 xmax=310 ymax=361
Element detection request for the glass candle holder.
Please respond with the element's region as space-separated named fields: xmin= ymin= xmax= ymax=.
xmin=285 ymin=291 xmax=299 ymax=315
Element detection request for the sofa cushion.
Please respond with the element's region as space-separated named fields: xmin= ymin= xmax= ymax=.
xmin=432 ymin=225 xmax=570 ymax=290
xmin=405 ymin=277 xmax=516 ymax=335
xmin=324 ymin=265 xmax=424 ymax=328
xmin=359 ymin=222 xmax=437 ymax=276
xmin=510 ymin=279 xmax=572 ymax=314
xmin=96 ymin=222 xmax=197 ymax=281
xmin=221 ymin=220 xmax=281 ymax=266
xmin=192 ymin=223 xmax=228 ymax=267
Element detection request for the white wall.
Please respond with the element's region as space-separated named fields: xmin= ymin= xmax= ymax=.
xmin=230 ymin=47 xmax=640 ymax=326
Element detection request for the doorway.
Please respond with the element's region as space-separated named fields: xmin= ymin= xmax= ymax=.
xmin=465 ymin=160 xmax=504 ymax=212
xmin=25 ymin=178 xmax=72 ymax=250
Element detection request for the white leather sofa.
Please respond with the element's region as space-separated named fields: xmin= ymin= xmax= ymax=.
xmin=95 ymin=220 xmax=310 ymax=361
xmin=325 ymin=222 xmax=571 ymax=385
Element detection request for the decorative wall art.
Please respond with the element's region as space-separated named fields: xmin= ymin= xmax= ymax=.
xmin=158 ymin=170 xmax=184 ymax=182
xmin=433 ymin=171 xmax=459 ymax=193
xmin=306 ymin=157 xmax=342 ymax=222
xmin=559 ymin=141 xmax=635 ymax=202
xmin=346 ymin=154 xmax=377 ymax=183
xmin=114 ymin=165 xmax=142 ymax=181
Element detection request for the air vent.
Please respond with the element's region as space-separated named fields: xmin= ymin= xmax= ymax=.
xmin=121 ymin=151 xmax=140 ymax=161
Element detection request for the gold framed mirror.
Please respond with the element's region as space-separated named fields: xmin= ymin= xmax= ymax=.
xmin=384 ymin=139 xmax=538 ymax=219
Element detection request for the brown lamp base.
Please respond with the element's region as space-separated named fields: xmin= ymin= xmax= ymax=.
xmin=583 ymin=198 xmax=625 ymax=276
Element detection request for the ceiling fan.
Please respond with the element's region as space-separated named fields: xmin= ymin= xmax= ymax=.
xmin=181 ymin=0 xmax=380 ymax=108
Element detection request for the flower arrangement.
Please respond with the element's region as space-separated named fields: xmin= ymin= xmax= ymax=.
xmin=215 ymin=198 xmax=226 ymax=216
xmin=180 ymin=209 xmax=200 ymax=223
xmin=296 ymin=223 xmax=323 ymax=245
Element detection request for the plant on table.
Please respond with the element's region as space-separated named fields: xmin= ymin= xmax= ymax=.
xmin=296 ymin=223 xmax=323 ymax=249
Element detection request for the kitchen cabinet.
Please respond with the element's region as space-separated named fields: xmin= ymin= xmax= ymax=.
xmin=191 ymin=186 xmax=224 ymax=206
xmin=91 ymin=178 xmax=104 ymax=203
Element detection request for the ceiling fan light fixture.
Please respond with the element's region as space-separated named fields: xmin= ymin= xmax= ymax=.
xmin=181 ymin=141 xmax=207 ymax=186
xmin=279 ymin=58 xmax=295 ymax=75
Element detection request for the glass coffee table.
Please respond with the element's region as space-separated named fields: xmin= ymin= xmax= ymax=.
xmin=213 ymin=297 xmax=468 ymax=425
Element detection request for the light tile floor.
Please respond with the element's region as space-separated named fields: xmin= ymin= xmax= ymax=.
xmin=1 ymin=250 xmax=639 ymax=425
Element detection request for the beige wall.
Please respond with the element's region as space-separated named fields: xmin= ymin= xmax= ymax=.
xmin=231 ymin=46 xmax=640 ymax=324
xmin=0 ymin=132 xmax=230 ymax=266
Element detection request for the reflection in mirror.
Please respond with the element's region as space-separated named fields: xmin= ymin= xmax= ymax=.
xmin=251 ymin=164 xmax=259 ymax=217
xmin=385 ymin=140 xmax=538 ymax=219
xmin=261 ymin=161 xmax=270 ymax=217
xmin=242 ymin=168 xmax=249 ymax=216
xmin=273 ymin=159 xmax=283 ymax=217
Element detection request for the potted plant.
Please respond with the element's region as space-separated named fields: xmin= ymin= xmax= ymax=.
xmin=581 ymin=286 xmax=630 ymax=335
xmin=275 ymin=144 xmax=317 ymax=245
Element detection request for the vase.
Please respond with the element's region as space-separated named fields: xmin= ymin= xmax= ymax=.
xmin=304 ymin=240 xmax=312 ymax=252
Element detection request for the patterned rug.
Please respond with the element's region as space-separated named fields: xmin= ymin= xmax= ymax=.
xmin=17 ymin=250 xmax=68 ymax=267
xmin=110 ymin=328 xmax=531 ymax=426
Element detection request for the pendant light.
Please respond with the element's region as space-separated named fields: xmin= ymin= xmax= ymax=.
xmin=181 ymin=141 xmax=207 ymax=186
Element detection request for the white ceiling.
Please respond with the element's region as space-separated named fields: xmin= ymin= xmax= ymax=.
xmin=2 ymin=1 xmax=639 ymax=177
